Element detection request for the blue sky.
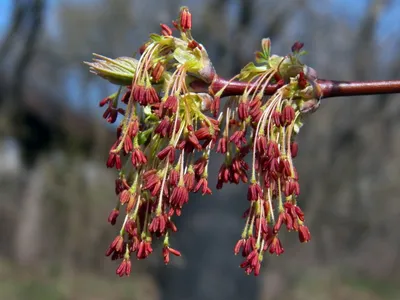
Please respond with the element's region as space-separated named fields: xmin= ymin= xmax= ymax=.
xmin=0 ymin=0 xmax=58 ymax=36
xmin=1 ymin=0 xmax=399 ymax=44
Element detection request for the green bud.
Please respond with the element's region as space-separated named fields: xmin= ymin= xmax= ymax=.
xmin=84 ymin=54 xmax=138 ymax=86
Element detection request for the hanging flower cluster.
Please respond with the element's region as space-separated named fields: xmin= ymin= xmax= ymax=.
xmin=85 ymin=7 xmax=321 ymax=277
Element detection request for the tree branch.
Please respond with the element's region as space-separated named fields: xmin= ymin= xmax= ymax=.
xmin=191 ymin=77 xmax=400 ymax=99
xmin=0 ymin=0 xmax=27 ymax=62
xmin=315 ymin=79 xmax=400 ymax=98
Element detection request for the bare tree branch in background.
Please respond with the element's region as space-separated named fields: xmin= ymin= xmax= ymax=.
xmin=229 ymin=0 xmax=254 ymax=74
xmin=12 ymin=0 xmax=44 ymax=102
xmin=353 ymin=0 xmax=387 ymax=80
xmin=0 ymin=0 xmax=46 ymax=166
xmin=0 ymin=0 xmax=27 ymax=62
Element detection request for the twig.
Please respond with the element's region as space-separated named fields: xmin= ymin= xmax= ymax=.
xmin=190 ymin=77 xmax=400 ymax=99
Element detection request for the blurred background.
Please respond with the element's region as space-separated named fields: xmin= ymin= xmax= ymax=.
xmin=1 ymin=0 xmax=400 ymax=299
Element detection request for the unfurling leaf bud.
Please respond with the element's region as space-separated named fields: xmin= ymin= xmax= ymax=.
xmin=84 ymin=54 xmax=138 ymax=85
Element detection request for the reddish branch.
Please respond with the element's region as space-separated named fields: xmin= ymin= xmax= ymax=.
xmin=315 ymin=79 xmax=400 ymax=98
xmin=191 ymin=77 xmax=400 ymax=99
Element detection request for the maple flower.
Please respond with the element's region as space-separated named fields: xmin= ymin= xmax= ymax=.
xmin=86 ymin=7 xmax=319 ymax=278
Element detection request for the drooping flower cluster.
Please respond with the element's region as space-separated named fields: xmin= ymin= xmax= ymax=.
xmin=86 ymin=7 xmax=320 ymax=277
xmin=212 ymin=39 xmax=317 ymax=275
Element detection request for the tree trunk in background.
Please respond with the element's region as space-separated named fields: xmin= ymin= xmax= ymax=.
xmin=156 ymin=162 xmax=257 ymax=300
xmin=14 ymin=157 xmax=46 ymax=266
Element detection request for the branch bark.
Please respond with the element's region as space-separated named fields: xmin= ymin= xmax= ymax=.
xmin=190 ymin=77 xmax=400 ymax=99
